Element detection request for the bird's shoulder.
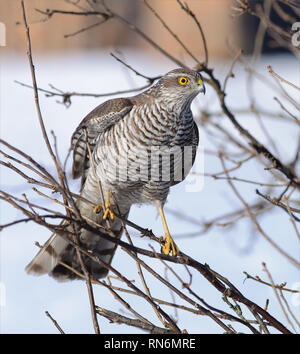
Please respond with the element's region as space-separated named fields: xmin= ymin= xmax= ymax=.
xmin=78 ymin=97 xmax=135 ymax=130
xmin=70 ymin=97 xmax=137 ymax=181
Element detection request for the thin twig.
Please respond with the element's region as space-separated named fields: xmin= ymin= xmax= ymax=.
xmin=176 ymin=0 xmax=208 ymax=67
xmin=267 ymin=65 xmax=300 ymax=91
xmin=219 ymin=153 xmax=300 ymax=269
xmin=20 ymin=0 xmax=100 ymax=334
xmin=45 ymin=311 xmax=65 ymax=334
xmin=96 ymin=307 xmax=172 ymax=334
xmin=262 ymin=262 xmax=297 ymax=333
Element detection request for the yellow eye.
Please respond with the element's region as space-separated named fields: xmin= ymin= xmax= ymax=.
xmin=178 ymin=76 xmax=190 ymax=85
xmin=198 ymin=79 xmax=203 ymax=85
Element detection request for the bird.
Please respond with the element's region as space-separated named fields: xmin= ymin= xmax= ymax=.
xmin=25 ymin=67 xmax=206 ymax=281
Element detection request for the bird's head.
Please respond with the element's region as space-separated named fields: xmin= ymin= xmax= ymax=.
xmin=154 ymin=68 xmax=205 ymax=104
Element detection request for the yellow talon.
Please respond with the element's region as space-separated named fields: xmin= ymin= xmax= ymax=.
xmin=93 ymin=191 xmax=115 ymax=220
xmin=157 ymin=201 xmax=179 ymax=256
xmin=161 ymin=230 xmax=179 ymax=256
xmin=93 ymin=205 xmax=103 ymax=214
xmin=103 ymin=191 xmax=115 ymax=220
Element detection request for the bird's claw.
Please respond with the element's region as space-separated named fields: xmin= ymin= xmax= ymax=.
xmin=93 ymin=191 xmax=115 ymax=220
xmin=103 ymin=191 xmax=115 ymax=220
xmin=161 ymin=233 xmax=179 ymax=256
xmin=93 ymin=204 xmax=103 ymax=214
xmin=103 ymin=206 xmax=115 ymax=220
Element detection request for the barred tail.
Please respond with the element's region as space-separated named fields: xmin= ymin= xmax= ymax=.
xmin=25 ymin=226 xmax=69 ymax=278
xmin=25 ymin=208 xmax=130 ymax=281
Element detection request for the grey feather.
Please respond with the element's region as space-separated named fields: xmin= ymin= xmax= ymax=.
xmin=71 ymin=98 xmax=133 ymax=182
xmin=25 ymin=68 xmax=205 ymax=281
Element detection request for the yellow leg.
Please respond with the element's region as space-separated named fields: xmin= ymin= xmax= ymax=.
xmin=157 ymin=202 xmax=179 ymax=256
xmin=93 ymin=191 xmax=115 ymax=221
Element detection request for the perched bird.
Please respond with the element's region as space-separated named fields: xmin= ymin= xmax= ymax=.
xmin=25 ymin=68 xmax=205 ymax=281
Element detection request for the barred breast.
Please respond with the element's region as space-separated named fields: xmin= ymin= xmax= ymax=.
xmin=93 ymin=98 xmax=196 ymax=206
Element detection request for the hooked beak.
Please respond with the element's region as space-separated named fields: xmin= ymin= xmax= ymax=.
xmin=197 ymin=78 xmax=206 ymax=94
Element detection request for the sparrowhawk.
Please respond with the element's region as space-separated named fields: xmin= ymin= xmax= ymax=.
xmin=26 ymin=68 xmax=205 ymax=281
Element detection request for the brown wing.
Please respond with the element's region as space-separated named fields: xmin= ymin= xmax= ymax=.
xmin=171 ymin=121 xmax=199 ymax=186
xmin=71 ymin=98 xmax=133 ymax=187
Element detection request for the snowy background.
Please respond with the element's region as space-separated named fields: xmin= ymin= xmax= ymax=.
xmin=0 ymin=48 xmax=299 ymax=333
